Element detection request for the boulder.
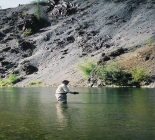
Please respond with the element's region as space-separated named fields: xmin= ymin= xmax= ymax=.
xmin=10 ymin=40 xmax=36 ymax=57
xmin=0 ymin=57 xmax=5 ymax=61
xmin=21 ymin=61 xmax=38 ymax=75
xmin=0 ymin=67 xmax=6 ymax=74
xmin=1 ymin=61 xmax=14 ymax=69
xmin=18 ymin=40 xmax=35 ymax=51
xmin=22 ymin=14 xmax=50 ymax=33
xmin=0 ymin=32 xmax=5 ymax=38
xmin=50 ymin=0 xmax=78 ymax=17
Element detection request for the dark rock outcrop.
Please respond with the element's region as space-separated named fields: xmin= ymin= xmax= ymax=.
xmin=21 ymin=61 xmax=38 ymax=75
xmin=109 ymin=48 xmax=128 ymax=57
xmin=22 ymin=14 xmax=51 ymax=33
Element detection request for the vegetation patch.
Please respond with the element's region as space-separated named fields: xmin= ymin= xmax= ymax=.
xmin=96 ymin=62 xmax=132 ymax=86
xmin=30 ymin=0 xmax=47 ymax=20
xmin=0 ymin=74 xmax=22 ymax=86
xmin=145 ymin=38 xmax=154 ymax=47
xmin=34 ymin=3 xmax=41 ymax=20
xmin=95 ymin=62 xmax=148 ymax=87
xmin=30 ymin=0 xmax=47 ymax=5
xmin=27 ymin=81 xmax=42 ymax=86
xmin=77 ymin=61 xmax=95 ymax=78
xmin=22 ymin=28 xmax=32 ymax=37
xmin=129 ymin=67 xmax=148 ymax=86
xmin=77 ymin=59 xmax=149 ymax=87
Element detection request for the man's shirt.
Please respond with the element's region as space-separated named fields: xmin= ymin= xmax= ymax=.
xmin=56 ymin=84 xmax=71 ymax=94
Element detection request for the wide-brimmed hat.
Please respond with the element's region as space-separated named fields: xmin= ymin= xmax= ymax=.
xmin=62 ymin=80 xmax=69 ymax=83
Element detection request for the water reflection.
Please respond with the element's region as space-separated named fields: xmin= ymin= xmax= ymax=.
xmin=55 ymin=103 xmax=69 ymax=129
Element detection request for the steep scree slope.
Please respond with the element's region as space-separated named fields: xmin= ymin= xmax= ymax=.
xmin=0 ymin=0 xmax=155 ymax=86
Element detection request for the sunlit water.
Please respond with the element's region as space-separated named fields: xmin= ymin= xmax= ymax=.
xmin=0 ymin=87 xmax=155 ymax=140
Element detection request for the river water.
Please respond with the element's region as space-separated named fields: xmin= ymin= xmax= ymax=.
xmin=0 ymin=87 xmax=155 ymax=140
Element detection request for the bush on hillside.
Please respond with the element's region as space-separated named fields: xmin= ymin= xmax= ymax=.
xmin=96 ymin=62 xmax=131 ymax=86
xmin=30 ymin=0 xmax=48 ymax=20
xmin=145 ymin=38 xmax=154 ymax=46
xmin=22 ymin=28 xmax=32 ymax=37
xmin=30 ymin=0 xmax=47 ymax=5
xmin=0 ymin=74 xmax=22 ymax=86
xmin=96 ymin=62 xmax=149 ymax=87
xmin=77 ymin=61 xmax=95 ymax=78
xmin=130 ymin=67 xmax=148 ymax=86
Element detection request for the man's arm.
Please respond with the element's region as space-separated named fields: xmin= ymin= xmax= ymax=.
xmin=62 ymin=85 xmax=79 ymax=94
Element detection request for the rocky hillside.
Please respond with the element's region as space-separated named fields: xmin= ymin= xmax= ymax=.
xmin=0 ymin=0 xmax=155 ymax=87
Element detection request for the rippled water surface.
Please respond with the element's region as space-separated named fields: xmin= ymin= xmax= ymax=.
xmin=0 ymin=87 xmax=155 ymax=140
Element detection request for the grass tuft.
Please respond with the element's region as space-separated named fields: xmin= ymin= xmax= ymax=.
xmin=77 ymin=61 xmax=95 ymax=78
xmin=27 ymin=81 xmax=42 ymax=86
xmin=146 ymin=38 xmax=154 ymax=47
xmin=0 ymin=74 xmax=22 ymax=86
xmin=22 ymin=28 xmax=32 ymax=37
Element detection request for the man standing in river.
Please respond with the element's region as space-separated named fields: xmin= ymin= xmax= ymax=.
xmin=55 ymin=80 xmax=79 ymax=103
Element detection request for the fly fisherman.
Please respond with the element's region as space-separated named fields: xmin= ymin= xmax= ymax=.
xmin=55 ymin=80 xmax=79 ymax=103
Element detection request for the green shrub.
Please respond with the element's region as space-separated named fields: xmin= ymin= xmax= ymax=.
xmin=0 ymin=74 xmax=22 ymax=86
xmin=7 ymin=74 xmax=19 ymax=84
xmin=31 ymin=0 xmax=47 ymax=20
xmin=34 ymin=12 xmax=40 ymax=20
xmin=22 ymin=28 xmax=32 ymax=37
xmin=34 ymin=2 xmax=41 ymax=20
xmin=28 ymin=81 xmax=42 ymax=86
xmin=77 ymin=61 xmax=95 ymax=78
xmin=30 ymin=0 xmax=47 ymax=5
xmin=146 ymin=38 xmax=154 ymax=46
xmin=0 ymin=79 xmax=8 ymax=86
xmin=96 ymin=62 xmax=130 ymax=86
xmin=96 ymin=65 xmax=105 ymax=79
xmin=130 ymin=67 xmax=148 ymax=86
xmin=96 ymin=62 xmax=149 ymax=87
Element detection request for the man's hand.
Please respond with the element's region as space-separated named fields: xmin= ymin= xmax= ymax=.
xmin=73 ymin=92 xmax=79 ymax=94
